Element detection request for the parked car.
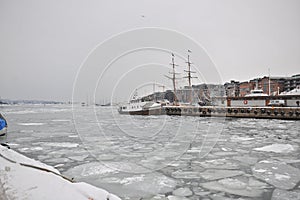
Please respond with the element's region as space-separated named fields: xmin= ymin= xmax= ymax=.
xmin=268 ymin=100 xmax=285 ymax=107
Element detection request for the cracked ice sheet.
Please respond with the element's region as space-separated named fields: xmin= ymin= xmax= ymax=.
xmin=65 ymin=162 xmax=178 ymax=198
xmin=252 ymin=160 xmax=300 ymax=190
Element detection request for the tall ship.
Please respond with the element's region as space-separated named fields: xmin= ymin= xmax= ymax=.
xmin=118 ymin=51 xmax=195 ymax=115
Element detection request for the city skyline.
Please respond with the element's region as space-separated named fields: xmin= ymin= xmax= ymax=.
xmin=1 ymin=0 xmax=300 ymax=101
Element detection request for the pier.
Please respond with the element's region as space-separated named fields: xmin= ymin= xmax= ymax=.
xmin=163 ymin=106 xmax=300 ymax=120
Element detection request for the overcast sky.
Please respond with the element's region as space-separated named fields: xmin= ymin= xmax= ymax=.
xmin=1 ymin=0 xmax=299 ymax=102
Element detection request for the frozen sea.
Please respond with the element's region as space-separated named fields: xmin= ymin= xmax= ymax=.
xmin=1 ymin=104 xmax=300 ymax=200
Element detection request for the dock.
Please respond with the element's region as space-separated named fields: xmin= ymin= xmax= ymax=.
xmin=163 ymin=106 xmax=300 ymax=120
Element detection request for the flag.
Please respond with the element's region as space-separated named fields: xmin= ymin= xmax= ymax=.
xmin=188 ymin=49 xmax=192 ymax=53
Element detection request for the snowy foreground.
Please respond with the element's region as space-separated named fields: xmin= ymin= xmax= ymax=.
xmin=0 ymin=145 xmax=121 ymax=200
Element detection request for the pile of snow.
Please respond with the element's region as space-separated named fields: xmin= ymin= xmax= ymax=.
xmin=0 ymin=145 xmax=121 ymax=200
xmin=254 ymin=143 xmax=296 ymax=153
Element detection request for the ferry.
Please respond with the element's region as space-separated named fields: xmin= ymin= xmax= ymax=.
xmin=118 ymin=98 xmax=166 ymax=115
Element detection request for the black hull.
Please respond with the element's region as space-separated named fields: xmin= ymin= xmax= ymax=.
xmin=118 ymin=108 xmax=164 ymax=115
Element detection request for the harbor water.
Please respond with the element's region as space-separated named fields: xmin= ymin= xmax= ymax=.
xmin=1 ymin=104 xmax=300 ymax=199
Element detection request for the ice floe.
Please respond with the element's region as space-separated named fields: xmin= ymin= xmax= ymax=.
xmin=167 ymin=195 xmax=189 ymax=200
xmin=199 ymin=158 xmax=240 ymax=169
xmin=172 ymin=187 xmax=193 ymax=197
xmin=271 ymin=188 xmax=300 ymax=200
xmin=40 ymin=142 xmax=79 ymax=148
xmin=252 ymin=160 xmax=300 ymax=190
xmin=65 ymin=162 xmax=178 ymax=198
xmin=171 ymin=170 xmax=202 ymax=179
xmin=200 ymin=177 xmax=265 ymax=197
xmin=200 ymin=169 xmax=244 ymax=180
xmin=232 ymin=156 xmax=258 ymax=165
xmin=254 ymin=143 xmax=297 ymax=153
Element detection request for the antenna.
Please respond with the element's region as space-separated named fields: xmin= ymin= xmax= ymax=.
xmin=268 ymin=68 xmax=271 ymax=96
xmin=165 ymin=53 xmax=180 ymax=105
xmin=183 ymin=50 xmax=197 ymax=104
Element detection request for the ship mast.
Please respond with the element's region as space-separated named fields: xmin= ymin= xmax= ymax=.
xmin=183 ymin=50 xmax=197 ymax=104
xmin=165 ymin=53 xmax=179 ymax=105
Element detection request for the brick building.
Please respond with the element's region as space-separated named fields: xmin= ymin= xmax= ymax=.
xmin=238 ymin=81 xmax=256 ymax=97
xmin=224 ymin=80 xmax=240 ymax=97
xmin=259 ymin=76 xmax=285 ymax=95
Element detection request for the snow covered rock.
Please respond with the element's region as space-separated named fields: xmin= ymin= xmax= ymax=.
xmin=0 ymin=145 xmax=121 ymax=200
xmin=252 ymin=160 xmax=300 ymax=190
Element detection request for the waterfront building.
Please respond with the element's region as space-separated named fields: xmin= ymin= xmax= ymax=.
xmin=284 ymin=74 xmax=300 ymax=92
xmin=224 ymin=80 xmax=240 ymax=97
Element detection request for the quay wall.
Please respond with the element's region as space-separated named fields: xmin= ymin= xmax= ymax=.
xmin=286 ymin=99 xmax=300 ymax=107
xmin=230 ymin=100 xmax=266 ymax=107
xmin=164 ymin=106 xmax=300 ymax=120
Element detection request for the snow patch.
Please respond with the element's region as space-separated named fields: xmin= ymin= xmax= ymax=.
xmin=0 ymin=145 xmax=121 ymax=200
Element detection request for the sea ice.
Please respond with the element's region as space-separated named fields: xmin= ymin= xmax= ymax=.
xmin=66 ymin=162 xmax=178 ymax=198
xmin=252 ymin=160 xmax=300 ymax=190
xmin=199 ymin=158 xmax=240 ymax=169
xmin=68 ymin=155 xmax=89 ymax=162
xmin=230 ymin=136 xmax=255 ymax=142
xmin=172 ymin=187 xmax=193 ymax=196
xmin=232 ymin=156 xmax=258 ymax=165
xmin=254 ymin=143 xmax=296 ymax=153
xmin=171 ymin=170 xmax=202 ymax=179
xmin=64 ymin=162 xmax=119 ymax=177
xmin=200 ymin=169 xmax=244 ymax=181
xmin=40 ymin=142 xmax=79 ymax=148
xmin=103 ymin=172 xmax=178 ymax=198
xmin=167 ymin=195 xmax=190 ymax=200
xmin=271 ymin=189 xmax=300 ymax=200
xmin=200 ymin=178 xmax=264 ymax=197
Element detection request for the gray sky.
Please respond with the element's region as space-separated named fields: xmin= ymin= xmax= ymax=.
xmin=1 ymin=0 xmax=299 ymax=102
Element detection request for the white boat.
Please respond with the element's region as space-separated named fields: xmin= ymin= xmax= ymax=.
xmin=118 ymin=98 xmax=164 ymax=115
xmin=245 ymin=89 xmax=268 ymax=97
